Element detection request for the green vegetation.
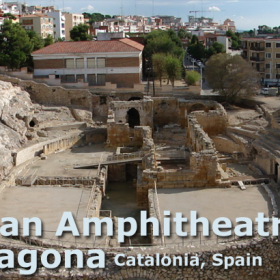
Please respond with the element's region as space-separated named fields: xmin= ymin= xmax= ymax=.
xmin=70 ymin=24 xmax=90 ymax=41
xmin=177 ymin=28 xmax=191 ymax=39
xmin=165 ymin=55 xmax=182 ymax=87
xmin=0 ymin=20 xmax=33 ymax=69
xmin=44 ymin=34 xmax=54 ymax=47
xmin=152 ymin=53 xmax=166 ymax=87
xmin=188 ymin=35 xmax=225 ymax=60
xmin=0 ymin=19 xmax=54 ymax=70
xmin=82 ymin=13 xmax=111 ymax=24
xmin=185 ymin=70 xmax=201 ymax=86
xmin=144 ymin=30 xmax=184 ymax=87
xmin=206 ymin=41 xmax=225 ymax=58
xmin=205 ymin=53 xmax=260 ymax=103
xmin=144 ymin=29 xmax=184 ymax=61
xmin=226 ymin=30 xmax=241 ymax=49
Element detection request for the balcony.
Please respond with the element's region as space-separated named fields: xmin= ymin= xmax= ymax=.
xmin=250 ymin=46 xmax=265 ymax=51
xmin=256 ymin=68 xmax=265 ymax=73
xmin=250 ymin=57 xmax=265 ymax=62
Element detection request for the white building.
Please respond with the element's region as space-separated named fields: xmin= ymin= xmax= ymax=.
xmin=47 ymin=10 xmax=65 ymax=40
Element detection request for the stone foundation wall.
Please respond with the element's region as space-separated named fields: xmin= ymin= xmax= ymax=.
xmin=1 ymin=237 xmax=280 ymax=279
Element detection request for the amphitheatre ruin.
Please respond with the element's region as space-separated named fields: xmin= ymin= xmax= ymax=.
xmin=1 ymin=73 xmax=280 ymax=279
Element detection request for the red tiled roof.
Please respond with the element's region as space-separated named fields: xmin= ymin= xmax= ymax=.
xmin=32 ymin=39 xmax=144 ymax=55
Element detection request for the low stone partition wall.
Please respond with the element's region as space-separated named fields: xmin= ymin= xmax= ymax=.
xmin=43 ymin=134 xmax=83 ymax=156
xmin=86 ymin=184 xmax=103 ymax=218
xmin=15 ymin=176 xmax=96 ymax=187
xmin=15 ymin=132 xmax=84 ymax=166
xmin=187 ymin=114 xmax=215 ymax=152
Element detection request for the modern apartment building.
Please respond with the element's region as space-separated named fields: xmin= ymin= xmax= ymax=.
xmin=241 ymin=38 xmax=280 ymax=85
xmin=47 ymin=10 xmax=65 ymax=40
xmin=63 ymin=13 xmax=84 ymax=41
xmin=19 ymin=14 xmax=53 ymax=38
xmin=31 ymin=39 xmax=144 ymax=88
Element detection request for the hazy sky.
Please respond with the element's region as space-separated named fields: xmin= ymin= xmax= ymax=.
xmin=31 ymin=0 xmax=280 ymax=30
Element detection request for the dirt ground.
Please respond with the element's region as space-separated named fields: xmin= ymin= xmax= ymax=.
xmin=157 ymin=186 xmax=272 ymax=245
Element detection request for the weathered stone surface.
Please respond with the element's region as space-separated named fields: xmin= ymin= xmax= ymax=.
xmin=0 ymin=81 xmax=33 ymax=179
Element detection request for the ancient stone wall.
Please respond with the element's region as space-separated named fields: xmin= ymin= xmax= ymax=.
xmin=110 ymin=98 xmax=153 ymax=127
xmin=2 ymin=236 xmax=280 ymax=279
xmin=0 ymin=75 xmax=92 ymax=111
xmin=107 ymin=99 xmax=153 ymax=147
xmin=152 ymin=98 xmax=179 ymax=127
xmin=187 ymin=114 xmax=215 ymax=152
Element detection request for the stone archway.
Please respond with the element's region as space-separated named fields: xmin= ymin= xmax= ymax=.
xmin=188 ymin=103 xmax=207 ymax=113
xmin=127 ymin=108 xmax=140 ymax=128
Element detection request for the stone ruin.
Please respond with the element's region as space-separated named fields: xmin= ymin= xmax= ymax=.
xmin=0 ymin=76 xmax=280 ymax=279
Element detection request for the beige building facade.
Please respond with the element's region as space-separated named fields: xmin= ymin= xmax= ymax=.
xmin=20 ymin=14 xmax=54 ymax=38
xmin=241 ymin=38 xmax=280 ymax=85
xmin=63 ymin=13 xmax=84 ymax=41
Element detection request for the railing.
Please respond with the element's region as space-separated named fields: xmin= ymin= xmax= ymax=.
xmin=86 ymin=180 xmax=97 ymax=218
xmin=250 ymin=46 xmax=265 ymax=51
xmin=250 ymin=56 xmax=265 ymax=62
xmin=153 ymin=181 xmax=165 ymax=246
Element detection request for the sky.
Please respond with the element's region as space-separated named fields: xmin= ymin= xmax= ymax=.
xmin=29 ymin=0 xmax=280 ymax=30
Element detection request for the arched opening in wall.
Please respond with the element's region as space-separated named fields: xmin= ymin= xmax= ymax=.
xmin=128 ymin=97 xmax=142 ymax=101
xmin=250 ymin=147 xmax=258 ymax=158
xmin=188 ymin=103 xmax=207 ymax=114
xmin=127 ymin=108 xmax=140 ymax=128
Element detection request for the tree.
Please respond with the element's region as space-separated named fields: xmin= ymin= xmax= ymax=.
xmin=3 ymin=13 xmax=16 ymax=20
xmin=26 ymin=30 xmax=44 ymax=51
xmin=165 ymin=55 xmax=182 ymax=87
xmin=206 ymin=41 xmax=225 ymax=58
xmin=178 ymin=29 xmax=188 ymax=39
xmin=191 ymin=34 xmax=199 ymax=45
xmin=0 ymin=19 xmax=33 ymax=69
xmin=44 ymin=34 xmax=54 ymax=47
xmin=187 ymin=41 xmax=206 ymax=60
xmin=70 ymin=24 xmax=90 ymax=41
xmin=226 ymin=30 xmax=241 ymax=49
xmin=144 ymin=30 xmax=184 ymax=61
xmin=205 ymin=53 xmax=260 ymax=103
xmin=185 ymin=70 xmax=201 ymax=86
xmin=26 ymin=30 xmax=44 ymax=69
xmin=152 ymin=53 xmax=166 ymax=87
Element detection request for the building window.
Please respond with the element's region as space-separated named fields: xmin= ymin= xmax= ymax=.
xmin=76 ymin=74 xmax=84 ymax=82
xmin=277 ymin=74 xmax=280 ymax=79
xmin=266 ymin=53 xmax=272 ymax=59
xmin=266 ymin=42 xmax=271 ymax=48
xmin=97 ymin=58 xmax=105 ymax=68
xmin=87 ymin=58 xmax=95 ymax=68
xmin=97 ymin=74 xmax=106 ymax=85
xmin=61 ymin=23 xmax=65 ymax=28
xmin=61 ymin=75 xmax=75 ymax=83
xmin=266 ymin=63 xmax=270 ymax=69
xmin=88 ymin=74 xmax=96 ymax=86
xmin=53 ymin=24 xmax=56 ymax=28
xmin=65 ymin=59 xmax=75 ymax=68
xmin=22 ymin=19 xmax=33 ymax=25
xmin=266 ymin=74 xmax=270 ymax=79
xmin=276 ymin=53 xmax=280 ymax=58
xmin=276 ymin=64 xmax=280 ymax=69
xmin=277 ymin=43 xmax=280 ymax=48
xmin=76 ymin=58 xmax=84 ymax=69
